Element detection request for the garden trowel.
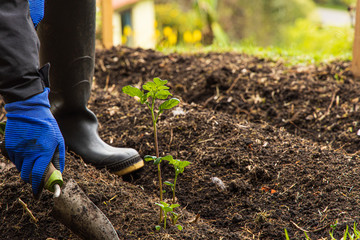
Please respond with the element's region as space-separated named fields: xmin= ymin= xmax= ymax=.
xmin=0 ymin=122 xmax=119 ymax=240
xmin=51 ymin=176 xmax=120 ymax=240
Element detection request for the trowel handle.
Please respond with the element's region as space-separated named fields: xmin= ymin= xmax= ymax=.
xmin=0 ymin=121 xmax=63 ymax=197
xmin=0 ymin=139 xmax=63 ymax=197
xmin=44 ymin=162 xmax=63 ymax=197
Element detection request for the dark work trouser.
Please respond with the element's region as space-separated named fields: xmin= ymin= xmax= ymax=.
xmin=0 ymin=0 xmax=44 ymax=103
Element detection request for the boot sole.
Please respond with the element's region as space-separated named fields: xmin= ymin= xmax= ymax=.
xmin=111 ymin=160 xmax=144 ymax=176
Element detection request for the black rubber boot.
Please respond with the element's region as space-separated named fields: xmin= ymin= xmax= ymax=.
xmin=37 ymin=0 xmax=143 ymax=175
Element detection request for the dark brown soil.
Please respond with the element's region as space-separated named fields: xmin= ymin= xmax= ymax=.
xmin=1 ymin=46 xmax=360 ymax=240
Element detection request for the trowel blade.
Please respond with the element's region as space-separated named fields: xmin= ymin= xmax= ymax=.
xmin=51 ymin=178 xmax=119 ymax=240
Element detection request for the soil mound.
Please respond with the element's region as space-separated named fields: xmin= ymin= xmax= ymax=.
xmin=1 ymin=47 xmax=359 ymax=239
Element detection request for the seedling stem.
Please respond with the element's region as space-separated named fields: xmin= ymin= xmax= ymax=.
xmin=150 ymin=101 xmax=163 ymax=222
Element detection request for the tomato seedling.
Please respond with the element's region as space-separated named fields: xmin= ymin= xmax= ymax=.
xmin=162 ymin=155 xmax=190 ymax=204
xmin=155 ymin=201 xmax=182 ymax=230
xmin=123 ymin=77 xmax=183 ymax=226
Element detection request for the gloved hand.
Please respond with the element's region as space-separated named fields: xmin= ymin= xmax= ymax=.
xmin=28 ymin=0 xmax=45 ymax=28
xmin=4 ymin=87 xmax=65 ymax=198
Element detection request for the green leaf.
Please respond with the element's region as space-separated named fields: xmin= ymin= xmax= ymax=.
xmin=154 ymin=157 xmax=162 ymax=165
xmin=155 ymin=225 xmax=161 ymax=231
xmin=161 ymin=155 xmax=174 ymax=161
xmin=159 ymin=98 xmax=180 ymax=112
xmin=158 ymin=85 xmax=170 ymax=90
xmin=155 ymin=90 xmax=172 ymax=100
xmin=143 ymin=81 xmax=157 ymax=92
xmin=155 ymin=202 xmax=164 ymax=208
xmin=176 ymin=224 xmax=183 ymax=231
xmin=122 ymin=86 xmax=143 ymax=98
xmin=170 ymin=204 xmax=180 ymax=209
xmin=284 ymin=229 xmax=290 ymax=240
xmin=153 ymin=77 xmax=168 ymax=86
xmin=167 ymin=157 xmax=179 ymax=166
xmin=144 ymin=155 xmax=156 ymax=162
xmin=164 ymin=207 xmax=173 ymax=213
xmin=171 ymin=160 xmax=191 ymax=172
xmin=164 ymin=181 xmax=174 ymax=186
xmin=140 ymin=93 xmax=148 ymax=104
xmin=179 ymin=161 xmax=191 ymax=170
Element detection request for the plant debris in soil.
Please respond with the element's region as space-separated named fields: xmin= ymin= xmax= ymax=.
xmin=1 ymin=46 xmax=360 ymax=240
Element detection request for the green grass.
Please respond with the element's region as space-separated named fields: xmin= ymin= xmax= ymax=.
xmin=156 ymin=43 xmax=352 ymax=66
xmin=157 ymin=17 xmax=354 ymax=66
xmin=284 ymin=222 xmax=360 ymax=240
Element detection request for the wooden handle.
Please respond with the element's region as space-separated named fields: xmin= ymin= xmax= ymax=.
xmin=352 ymin=0 xmax=360 ymax=79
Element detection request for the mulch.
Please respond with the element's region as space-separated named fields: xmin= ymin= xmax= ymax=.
xmin=1 ymin=46 xmax=360 ymax=239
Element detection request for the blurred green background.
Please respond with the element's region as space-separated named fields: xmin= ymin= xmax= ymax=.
xmin=155 ymin=0 xmax=356 ymax=63
xmin=98 ymin=0 xmax=358 ymax=64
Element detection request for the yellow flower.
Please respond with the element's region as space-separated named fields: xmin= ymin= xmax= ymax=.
xmin=168 ymin=33 xmax=177 ymax=45
xmin=163 ymin=26 xmax=173 ymax=37
xmin=193 ymin=30 xmax=202 ymax=42
xmin=170 ymin=9 xmax=178 ymax=18
xmin=123 ymin=25 xmax=132 ymax=36
xmin=183 ymin=31 xmax=193 ymax=43
xmin=155 ymin=29 xmax=161 ymax=39
xmin=121 ymin=35 xmax=127 ymax=44
xmin=154 ymin=20 xmax=158 ymax=28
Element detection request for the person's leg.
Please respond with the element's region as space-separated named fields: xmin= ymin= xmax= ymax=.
xmin=37 ymin=0 xmax=143 ymax=175
xmin=0 ymin=0 xmax=44 ymax=103
xmin=0 ymin=0 xmax=65 ymax=199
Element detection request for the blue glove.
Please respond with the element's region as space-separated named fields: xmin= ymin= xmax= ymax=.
xmin=28 ymin=0 xmax=45 ymax=28
xmin=5 ymin=88 xmax=65 ymax=198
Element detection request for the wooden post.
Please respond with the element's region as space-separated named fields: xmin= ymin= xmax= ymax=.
xmin=101 ymin=0 xmax=114 ymax=48
xmin=352 ymin=0 xmax=360 ymax=79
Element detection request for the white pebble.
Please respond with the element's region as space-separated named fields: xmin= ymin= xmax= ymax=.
xmin=211 ymin=177 xmax=226 ymax=191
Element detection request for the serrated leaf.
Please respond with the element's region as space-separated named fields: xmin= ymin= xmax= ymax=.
xmin=144 ymin=155 xmax=156 ymax=162
xmin=122 ymin=86 xmax=144 ymax=98
xmin=159 ymin=98 xmax=180 ymax=112
xmin=143 ymin=81 xmax=157 ymax=92
xmin=155 ymin=90 xmax=172 ymax=100
xmin=153 ymin=77 xmax=168 ymax=86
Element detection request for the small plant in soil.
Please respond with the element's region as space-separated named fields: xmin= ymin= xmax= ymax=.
xmin=285 ymin=222 xmax=360 ymax=240
xmin=162 ymin=155 xmax=190 ymax=204
xmin=122 ymin=77 xmax=189 ymax=230
xmin=155 ymin=201 xmax=182 ymax=230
